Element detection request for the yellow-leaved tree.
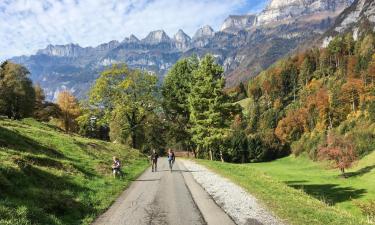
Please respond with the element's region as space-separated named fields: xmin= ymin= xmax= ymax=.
xmin=56 ymin=90 xmax=81 ymax=132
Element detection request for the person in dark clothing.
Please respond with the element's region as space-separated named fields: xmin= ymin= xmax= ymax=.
xmin=167 ymin=149 xmax=175 ymax=172
xmin=150 ymin=149 xmax=159 ymax=172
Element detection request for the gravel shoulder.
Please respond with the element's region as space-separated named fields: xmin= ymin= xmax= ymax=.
xmin=181 ymin=159 xmax=285 ymax=225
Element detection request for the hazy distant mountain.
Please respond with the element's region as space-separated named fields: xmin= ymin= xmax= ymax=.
xmin=11 ymin=0 xmax=353 ymax=100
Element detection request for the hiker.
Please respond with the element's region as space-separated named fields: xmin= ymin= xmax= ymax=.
xmin=167 ymin=149 xmax=175 ymax=171
xmin=150 ymin=149 xmax=159 ymax=172
xmin=112 ymin=156 xmax=122 ymax=178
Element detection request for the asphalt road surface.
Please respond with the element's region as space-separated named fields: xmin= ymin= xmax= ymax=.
xmin=92 ymin=158 xmax=235 ymax=225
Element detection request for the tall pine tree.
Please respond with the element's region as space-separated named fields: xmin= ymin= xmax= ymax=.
xmin=188 ymin=55 xmax=236 ymax=161
xmin=162 ymin=56 xmax=199 ymax=153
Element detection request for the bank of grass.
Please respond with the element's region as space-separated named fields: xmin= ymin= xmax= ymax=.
xmin=0 ymin=118 xmax=148 ymax=225
xmin=197 ymin=153 xmax=375 ymax=225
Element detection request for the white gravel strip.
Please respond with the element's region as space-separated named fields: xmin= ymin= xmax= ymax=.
xmin=181 ymin=159 xmax=285 ymax=225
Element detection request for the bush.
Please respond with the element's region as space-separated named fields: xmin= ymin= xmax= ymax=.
xmin=248 ymin=131 xmax=288 ymax=162
xmin=355 ymin=200 xmax=375 ymax=224
xmin=337 ymin=119 xmax=375 ymax=157
xmin=318 ymin=132 xmax=357 ymax=176
xmin=291 ymin=131 xmax=326 ymax=159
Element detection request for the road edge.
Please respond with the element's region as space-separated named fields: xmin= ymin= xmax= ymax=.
xmin=179 ymin=159 xmax=236 ymax=225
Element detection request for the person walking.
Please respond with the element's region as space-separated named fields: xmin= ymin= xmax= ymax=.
xmin=150 ymin=149 xmax=159 ymax=172
xmin=112 ymin=156 xmax=122 ymax=178
xmin=167 ymin=149 xmax=175 ymax=172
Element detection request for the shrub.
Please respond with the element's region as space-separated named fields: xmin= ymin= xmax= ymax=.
xmin=248 ymin=131 xmax=287 ymax=162
xmin=291 ymin=131 xmax=325 ymax=159
xmin=355 ymin=200 xmax=375 ymax=224
xmin=318 ymin=132 xmax=357 ymax=176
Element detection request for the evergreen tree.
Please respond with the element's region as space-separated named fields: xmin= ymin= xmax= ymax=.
xmin=188 ymin=55 xmax=236 ymax=161
xmin=300 ymin=58 xmax=314 ymax=86
xmin=33 ymin=84 xmax=47 ymax=121
xmin=162 ymin=56 xmax=199 ymax=152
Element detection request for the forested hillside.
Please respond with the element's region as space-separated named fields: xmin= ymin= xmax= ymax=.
xmin=242 ymin=31 xmax=375 ymax=167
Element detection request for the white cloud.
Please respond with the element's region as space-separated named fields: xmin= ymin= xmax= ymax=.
xmin=0 ymin=0 xmax=263 ymax=60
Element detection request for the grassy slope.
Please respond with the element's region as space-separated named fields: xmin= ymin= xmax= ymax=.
xmin=0 ymin=118 xmax=148 ymax=225
xmin=198 ymin=152 xmax=375 ymax=225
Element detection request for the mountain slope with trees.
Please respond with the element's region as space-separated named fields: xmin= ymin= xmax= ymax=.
xmin=239 ymin=30 xmax=375 ymax=169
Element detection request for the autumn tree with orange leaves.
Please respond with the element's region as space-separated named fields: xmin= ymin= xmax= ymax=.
xmin=318 ymin=133 xmax=357 ymax=177
xmin=57 ymin=90 xmax=81 ymax=132
xmin=275 ymin=108 xmax=309 ymax=144
xmin=340 ymin=79 xmax=364 ymax=112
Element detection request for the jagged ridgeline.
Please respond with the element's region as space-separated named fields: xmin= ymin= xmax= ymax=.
xmin=10 ymin=0 xmax=353 ymax=101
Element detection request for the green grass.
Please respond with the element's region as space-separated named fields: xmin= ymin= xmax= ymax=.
xmin=197 ymin=153 xmax=375 ymax=225
xmin=0 ymin=118 xmax=148 ymax=225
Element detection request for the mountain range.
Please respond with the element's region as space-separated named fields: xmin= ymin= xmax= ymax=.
xmin=10 ymin=0 xmax=356 ymax=100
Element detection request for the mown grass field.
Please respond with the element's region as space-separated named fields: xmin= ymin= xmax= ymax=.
xmin=198 ymin=152 xmax=375 ymax=225
xmin=0 ymin=118 xmax=148 ymax=225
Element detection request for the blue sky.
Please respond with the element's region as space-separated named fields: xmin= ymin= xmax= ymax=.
xmin=0 ymin=0 xmax=266 ymax=60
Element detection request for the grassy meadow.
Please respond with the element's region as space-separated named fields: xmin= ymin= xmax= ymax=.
xmin=0 ymin=118 xmax=148 ymax=225
xmin=197 ymin=152 xmax=375 ymax=225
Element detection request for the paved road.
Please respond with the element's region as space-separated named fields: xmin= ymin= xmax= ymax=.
xmin=92 ymin=158 xmax=235 ymax=225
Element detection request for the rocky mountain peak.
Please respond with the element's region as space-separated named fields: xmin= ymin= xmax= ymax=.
xmin=174 ymin=29 xmax=190 ymax=41
xmin=96 ymin=40 xmax=119 ymax=51
xmin=256 ymin=0 xmax=353 ymax=25
xmin=37 ymin=43 xmax=83 ymax=57
xmin=193 ymin=25 xmax=215 ymax=39
xmin=142 ymin=30 xmax=171 ymax=44
xmin=123 ymin=34 xmax=140 ymax=43
xmin=174 ymin=29 xmax=191 ymax=51
xmin=220 ymin=14 xmax=257 ymax=33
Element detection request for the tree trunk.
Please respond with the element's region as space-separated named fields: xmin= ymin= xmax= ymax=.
xmin=352 ymin=93 xmax=355 ymax=112
xmin=131 ymin=132 xmax=137 ymax=149
xmin=341 ymin=168 xmax=346 ymax=178
xmin=64 ymin=112 xmax=69 ymax=133
xmin=328 ymin=113 xmax=333 ymax=130
xmin=209 ymin=149 xmax=213 ymax=161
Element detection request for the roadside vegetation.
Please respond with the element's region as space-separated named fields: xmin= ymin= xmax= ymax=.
xmin=198 ymin=151 xmax=375 ymax=225
xmin=0 ymin=118 xmax=148 ymax=225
